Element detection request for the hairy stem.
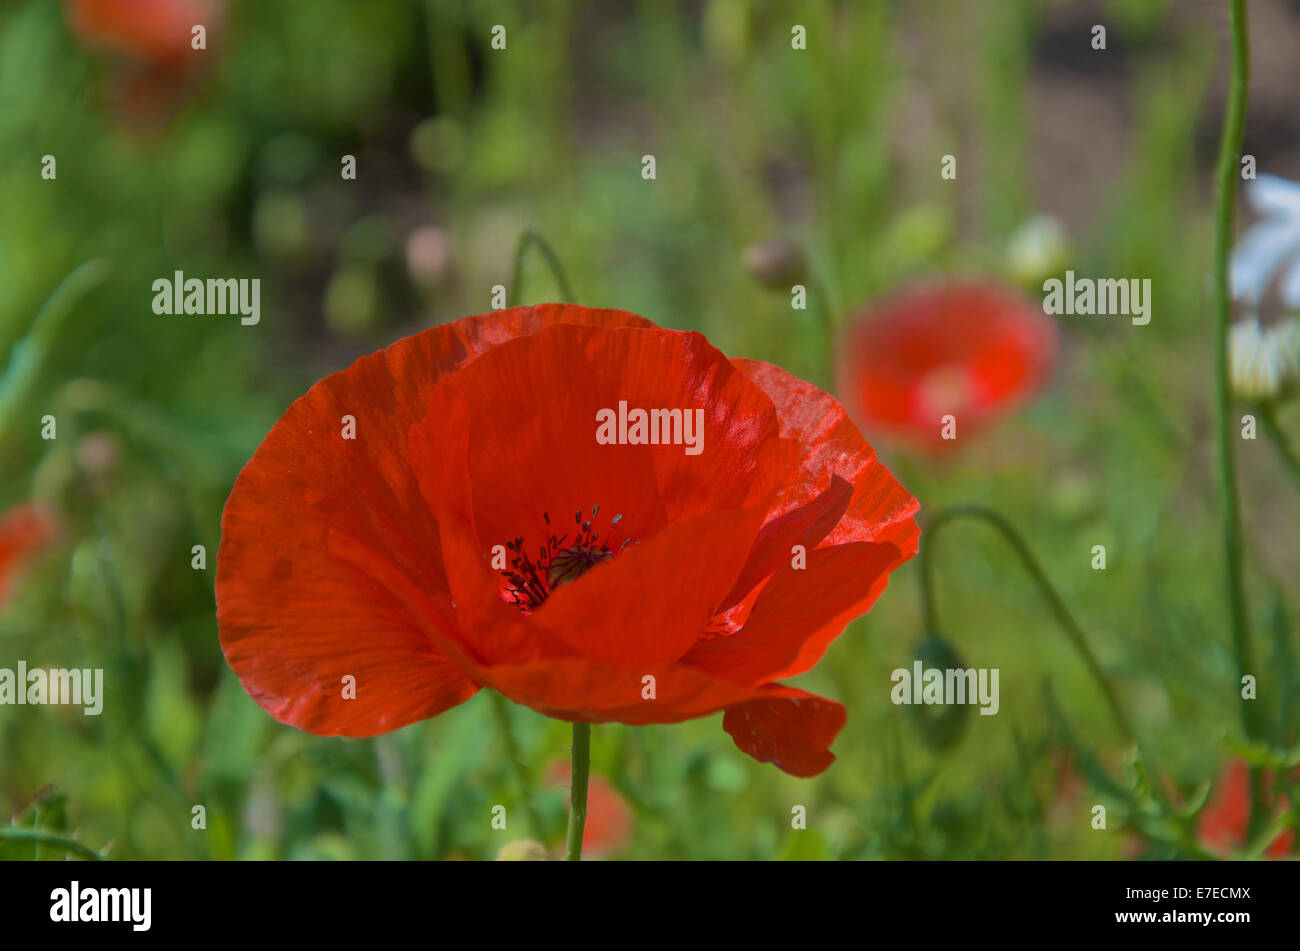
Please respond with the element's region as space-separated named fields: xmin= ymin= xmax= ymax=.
xmin=1212 ymin=0 xmax=1265 ymax=833
xmin=0 ymin=827 xmax=103 ymax=861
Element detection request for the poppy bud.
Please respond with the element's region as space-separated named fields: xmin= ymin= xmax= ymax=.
xmin=908 ymin=633 xmax=970 ymax=752
xmin=742 ymin=237 xmax=806 ymax=289
xmin=546 ymin=544 xmax=612 ymax=590
xmin=76 ymin=431 xmax=120 ymax=481
xmin=1005 ymin=215 xmax=1068 ymax=287
xmin=406 ymin=226 xmax=455 ymax=292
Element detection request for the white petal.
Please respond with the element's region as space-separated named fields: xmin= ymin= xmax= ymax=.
xmin=1248 ymin=174 xmax=1300 ymax=217
xmin=1231 ymin=222 xmax=1300 ymax=303
xmin=1279 ymin=255 xmax=1300 ymax=309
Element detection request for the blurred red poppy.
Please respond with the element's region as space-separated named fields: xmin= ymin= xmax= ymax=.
xmin=66 ymin=0 xmax=221 ymax=128
xmin=217 ymin=305 xmax=919 ymax=777
xmin=68 ymin=0 xmax=213 ymax=69
xmin=1198 ymin=759 xmax=1293 ymax=858
xmin=0 ymin=503 xmax=61 ymax=609
xmin=547 ymin=761 xmax=633 ymax=857
xmin=835 ymin=280 xmax=1058 ymax=452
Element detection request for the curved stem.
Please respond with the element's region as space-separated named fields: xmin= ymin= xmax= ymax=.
xmin=564 ymin=722 xmax=591 ymax=861
xmin=1259 ymin=403 xmax=1300 ymax=491
xmin=0 ymin=827 xmax=103 ymax=860
xmin=488 ymin=692 xmax=547 ymax=838
xmin=511 ymin=229 xmax=576 ymax=305
xmin=920 ymin=504 xmax=1135 ymax=743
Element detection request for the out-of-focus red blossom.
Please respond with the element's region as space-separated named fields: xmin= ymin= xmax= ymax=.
xmin=0 ymin=503 xmax=61 ymax=609
xmin=216 ymin=305 xmax=920 ymax=777
xmin=546 ymin=761 xmax=633 ymax=857
xmin=835 ymin=280 xmax=1058 ymax=453
xmin=1045 ymin=748 xmax=1085 ymax=827
xmin=1198 ymin=759 xmax=1294 ymax=858
xmin=66 ymin=0 xmax=222 ymax=129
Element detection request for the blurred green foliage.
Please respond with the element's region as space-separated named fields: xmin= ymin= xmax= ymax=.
xmin=1 ymin=0 xmax=1297 ymax=860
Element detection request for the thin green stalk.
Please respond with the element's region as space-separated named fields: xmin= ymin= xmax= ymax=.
xmin=1212 ymin=0 xmax=1265 ymax=833
xmin=808 ymin=272 xmax=837 ymax=389
xmin=920 ymin=504 xmax=1135 ymax=743
xmin=488 ymin=692 xmax=547 ymax=838
xmin=1259 ymin=403 xmax=1300 ymax=490
xmin=564 ymin=722 xmax=591 ymax=861
xmin=0 ymin=259 xmax=111 ymax=449
xmin=0 ymin=827 xmax=103 ymax=860
xmin=511 ymin=230 xmax=576 ymax=305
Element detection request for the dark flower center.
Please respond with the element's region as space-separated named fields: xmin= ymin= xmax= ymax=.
xmin=501 ymin=505 xmax=628 ymax=613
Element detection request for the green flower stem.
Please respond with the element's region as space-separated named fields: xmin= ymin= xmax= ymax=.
xmin=808 ymin=272 xmax=838 ymax=388
xmin=488 ymin=692 xmax=547 ymax=838
xmin=1212 ymin=0 xmax=1266 ymax=834
xmin=0 ymin=826 xmax=103 ymax=860
xmin=1259 ymin=403 xmax=1300 ymax=491
xmin=920 ymin=504 xmax=1135 ymax=743
xmin=564 ymin=722 xmax=591 ymax=861
xmin=511 ymin=229 xmax=576 ymax=305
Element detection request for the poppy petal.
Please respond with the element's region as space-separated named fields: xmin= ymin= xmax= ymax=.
xmin=716 ymin=474 xmax=853 ymax=613
xmin=534 ymin=505 xmax=769 ymax=667
xmin=733 ymin=358 xmax=920 ymax=553
xmin=683 ymin=540 xmax=903 ymax=684
xmin=433 ymin=324 xmax=785 ymax=553
xmin=723 ymin=685 xmax=847 ymax=778
xmin=217 ymin=307 xmax=655 ymax=731
xmin=218 ymin=351 xmax=472 ymax=735
xmin=480 ymin=658 xmax=758 ymax=724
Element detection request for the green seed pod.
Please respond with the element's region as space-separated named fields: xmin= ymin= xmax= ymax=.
xmin=546 ymin=545 xmax=612 ymax=590
xmin=908 ymin=633 xmax=970 ymax=752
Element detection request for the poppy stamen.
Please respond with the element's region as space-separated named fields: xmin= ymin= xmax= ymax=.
xmin=499 ymin=505 xmax=626 ymax=613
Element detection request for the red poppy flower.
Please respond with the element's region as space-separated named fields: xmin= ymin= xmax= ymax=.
xmin=546 ymin=761 xmax=633 ymax=857
xmin=1198 ymin=759 xmax=1293 ymax=858
xmin=835 ymin=280 xmax=1057 ymax=452
xmin=66 ymin=0 xmax=221 ymax=129
xmin=217 ymin=305 xmax=919 ymax=777
xmin=67 ymin=0 xmax=216 ymax=70
xmin=0 ymin=503 xmax=61 ymax=609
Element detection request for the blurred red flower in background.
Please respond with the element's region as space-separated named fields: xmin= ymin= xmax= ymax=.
xmin=217 ymin=305 xmax=920 ymax=777
xmin=546 ymin=761 xmax=633 ymax=857
xmin=0 ymin=502 xmax=61 ymax=610
xmin=1197 ymin=759 xmax=1294 ymax=858
xmin=65 ymin=0 xmax=222 ymax=128
xmin=835 ymin=280 xmax=1058 ymax=453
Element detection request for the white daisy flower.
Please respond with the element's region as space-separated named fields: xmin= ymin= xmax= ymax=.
xmin=1231 ymin=174 xmax=1300 ymax=308
xmin=1229 ymin=315 xmax=1300 ymax=401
